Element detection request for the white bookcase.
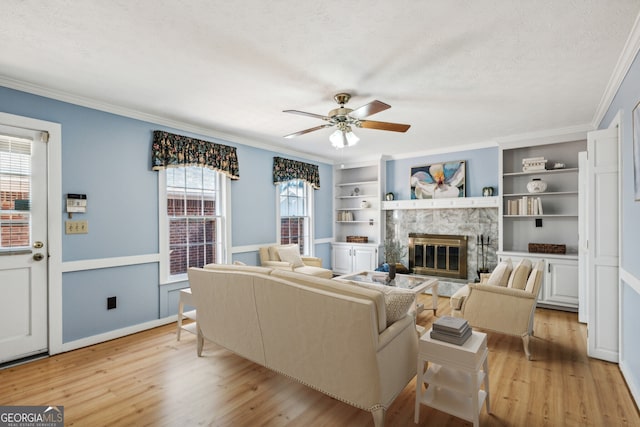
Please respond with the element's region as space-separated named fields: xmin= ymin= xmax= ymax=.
xmin=331 ymin=159 xmax=385 ymax=274
xmin=498 ymin=138 xmax=586 ymax=311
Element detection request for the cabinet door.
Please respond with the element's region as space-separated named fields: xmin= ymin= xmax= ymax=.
xmin=544 ymin=259 xmax=578 ymax=307
xmin=353 ymin=246 xmax=378 ymax=272
xmin=332 ymin=245 xmax=353 ymax=274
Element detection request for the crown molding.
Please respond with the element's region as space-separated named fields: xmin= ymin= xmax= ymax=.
xmin=382 ymin=139 xmax=499 ymax=161
xmin=0 ymin=76 xmax=334 ymax=165
xmin=592 ymin=11 xmax=640 ymax=128
xmin=495 ymin=123 xmax=593 ymax=149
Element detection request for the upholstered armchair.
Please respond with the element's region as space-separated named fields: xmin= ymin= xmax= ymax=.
xmin=450 ymin=259 xmax=544 ymax=360
xmin=258 ymin=244 xmax=333 ymax=279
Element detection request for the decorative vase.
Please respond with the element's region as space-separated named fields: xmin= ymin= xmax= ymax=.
xmin=527 ymin=178 xmax=547 ymax=193
xmin=360 ymin=200 xmax=369 ymax=208
xmin=388 ymin=263 xmax=396 ymax=280
xmin=385 ymin=192 xmax=395 ymax=201
xmin=482 ymin=186 xmax=494 ymax=197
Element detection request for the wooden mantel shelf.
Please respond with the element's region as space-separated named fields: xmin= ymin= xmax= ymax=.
xmin=381 ymin=196 xmax=499 ymax=211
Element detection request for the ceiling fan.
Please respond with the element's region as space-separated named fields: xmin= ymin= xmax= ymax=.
xmin=283 ymin=93 xmax=411 ymax=148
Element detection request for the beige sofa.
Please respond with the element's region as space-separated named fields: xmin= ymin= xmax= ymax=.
xmin=450 ymin=259 xmax=544 ymax=360
xmin=188 ymin=264 xmax=418 ymax=427
xmin=258 ymin=244 xmax=333 ymax=278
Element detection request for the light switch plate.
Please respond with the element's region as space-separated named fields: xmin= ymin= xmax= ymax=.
xmin=65 ymin=220 xmax=88 ymax=234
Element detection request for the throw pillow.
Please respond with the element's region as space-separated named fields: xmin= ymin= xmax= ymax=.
xmin=277 ymin=245 xmax=305 ymax=268
xmin=233 ymin=260 xmax=247 ymax=265
xmin=486 ymin=258 xmax=513 ymax=286
xmin=525 ymin=261 xmax=543 ymax=293
xmin=353 ymin=281 xmax=416 ymax=326
xmin=508 ymin=259 xmax=532 ymax=290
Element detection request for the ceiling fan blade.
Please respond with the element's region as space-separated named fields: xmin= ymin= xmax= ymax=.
xmin=283 ymin=109 xmax=330 ymax=121
xmin=284 ymin=124 xmax=334 ymax=139
xmin=349 ymin=100 xmax=391 ymax=119
xmin=359 ymin=120 xmax=411 ymax=132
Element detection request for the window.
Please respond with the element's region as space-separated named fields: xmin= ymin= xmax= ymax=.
xmin=161 ymin=166 xmax=227 ymax=281
xmin=278 ymin=179 xmax=313 ymax=255
xmin=0 ymin=136 xmax=31 ymax=250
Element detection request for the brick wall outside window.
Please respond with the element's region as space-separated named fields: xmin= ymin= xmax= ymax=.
xmin=0 ymin=190 xmax=30 ymax=248
xmin=165 ymin=166 xmax=222 ymax=277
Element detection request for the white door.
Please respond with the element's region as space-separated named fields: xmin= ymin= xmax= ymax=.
xmin=0 ymin=124 xmax=48 ymax=364
xmin=578 ymin=151 xmax=588 ymax=323
xmin=587 ymin=127 xmax=619 ymax=362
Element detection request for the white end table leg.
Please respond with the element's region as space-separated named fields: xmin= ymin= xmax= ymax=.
xmin=431 ymin=282 xmax=438 ymax=315
xmin=414 ymin=358 xmax=426 ymax=423
xmin=483 ymin=356 xmax=491 ymax=414
xmin=176 ymin=299 xmax=184 ymax=341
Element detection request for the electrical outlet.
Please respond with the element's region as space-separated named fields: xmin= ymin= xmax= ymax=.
xmin=107 ymin=296 xmax=117 ymax=310
xmin=65 ymin=220 xmax=88 ymax=234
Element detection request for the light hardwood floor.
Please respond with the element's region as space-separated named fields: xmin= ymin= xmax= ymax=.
xmin=1 ymin=294 xmax=638 ymax=426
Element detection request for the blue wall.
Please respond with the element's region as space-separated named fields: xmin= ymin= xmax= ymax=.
xmin=0 ymin=86 xmax=333 ymax=342
xmin=385 ymin=147 xmax=499 ymax=200
xmin=599 ymin=48 xmax=640 ymax=405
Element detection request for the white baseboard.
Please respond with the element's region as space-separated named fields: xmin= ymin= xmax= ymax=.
xmin=620 ymin=360 xmax=640 ymax=410
xmin=59 ymin=315 xmax=178 ymax=354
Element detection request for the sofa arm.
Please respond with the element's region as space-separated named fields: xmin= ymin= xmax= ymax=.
xmin=468 ymin=283 xmax=536 ymax=299
xmin=261 ymin=261 xmax=294 ymax=271
xmin=377 ymin=315 xmax=415 ymax=351
xmin=301 ymin=256 xmax=322 ymax=267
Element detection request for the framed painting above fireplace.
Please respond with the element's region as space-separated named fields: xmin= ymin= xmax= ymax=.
xmin=410 ymin=160 xmax=466 ymax=199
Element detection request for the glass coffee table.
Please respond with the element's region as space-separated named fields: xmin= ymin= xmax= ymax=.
xmin=334 ymin=271 xmax=439 ymax=315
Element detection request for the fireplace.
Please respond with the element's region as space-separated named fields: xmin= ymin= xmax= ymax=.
xmin=409 ymin=233 xmax=468 ymax=279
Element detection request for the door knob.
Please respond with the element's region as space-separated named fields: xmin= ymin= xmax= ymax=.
xmin=33 ymin=253 xmax=44 ymax=261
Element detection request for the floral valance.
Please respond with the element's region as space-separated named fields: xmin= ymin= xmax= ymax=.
xmin=272 ymin=156 xmax=320 ymax=190
xmin=151 ymin=130 xmax=240 ymax=180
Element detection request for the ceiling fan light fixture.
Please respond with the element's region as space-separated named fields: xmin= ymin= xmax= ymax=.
xmin=330 ymin=128 xmax=359 ymax=149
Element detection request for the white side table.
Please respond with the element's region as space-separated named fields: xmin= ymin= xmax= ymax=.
xmin=415 ymin=329 xmax=490 ymax=427
xmin=176 ymin=288 xmax=197 ymax=341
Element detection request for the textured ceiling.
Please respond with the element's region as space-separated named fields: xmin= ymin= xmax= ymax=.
xmin=1 ymin=1 xmax=639 ymax=163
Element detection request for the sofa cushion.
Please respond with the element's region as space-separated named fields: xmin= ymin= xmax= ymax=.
xmin=293 ymin=265 xmax=333 ymax=279
xmin=450 ymin=284 xmax=470 ymax=310
xmin=351 ymin=281 xmax=416 ymax=327
xmin=486 ymin=258 xmax=513 ymax=286
xmin=270 ymin=269 xmax=387 ymax=333
xmin=203 ymin=263 xmax=273 ymax=275
xmin=508 ymin=258 xmax=532 ymax=290
xmin=277 ymin=245 xmax=305 ymax=268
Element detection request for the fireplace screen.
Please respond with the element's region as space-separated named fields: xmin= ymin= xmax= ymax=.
xmin=409 ymin=233 xmax=467 ymax=279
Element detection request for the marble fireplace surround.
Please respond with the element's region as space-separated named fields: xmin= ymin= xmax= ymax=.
xmin=385 ymin=207 xmax=498 ymax=283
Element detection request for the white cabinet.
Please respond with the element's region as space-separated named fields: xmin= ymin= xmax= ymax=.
xmin=497 ymin=252 xmax=578 ymax=310
xmin=544 ymin=258 xmax=579 ymax=307
xmin=331 ymin=243 xmax=379 ymax=275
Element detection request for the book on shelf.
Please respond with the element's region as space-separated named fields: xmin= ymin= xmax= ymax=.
xmin=507 ymin=196 xmax=543 ymax=216
xmin=522 ymin=156 xmax=545 ymax=164
xmin=522 ymin=164 xmax=547 ymax=172
xmin=430 ymin=327 xmax=472 ymax=345
xmin=522 ymin=157 xmax=548 ymax=172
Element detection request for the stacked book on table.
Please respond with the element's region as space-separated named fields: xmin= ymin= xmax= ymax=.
xmin=430 ymin=316 xmax=472 ymax=345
